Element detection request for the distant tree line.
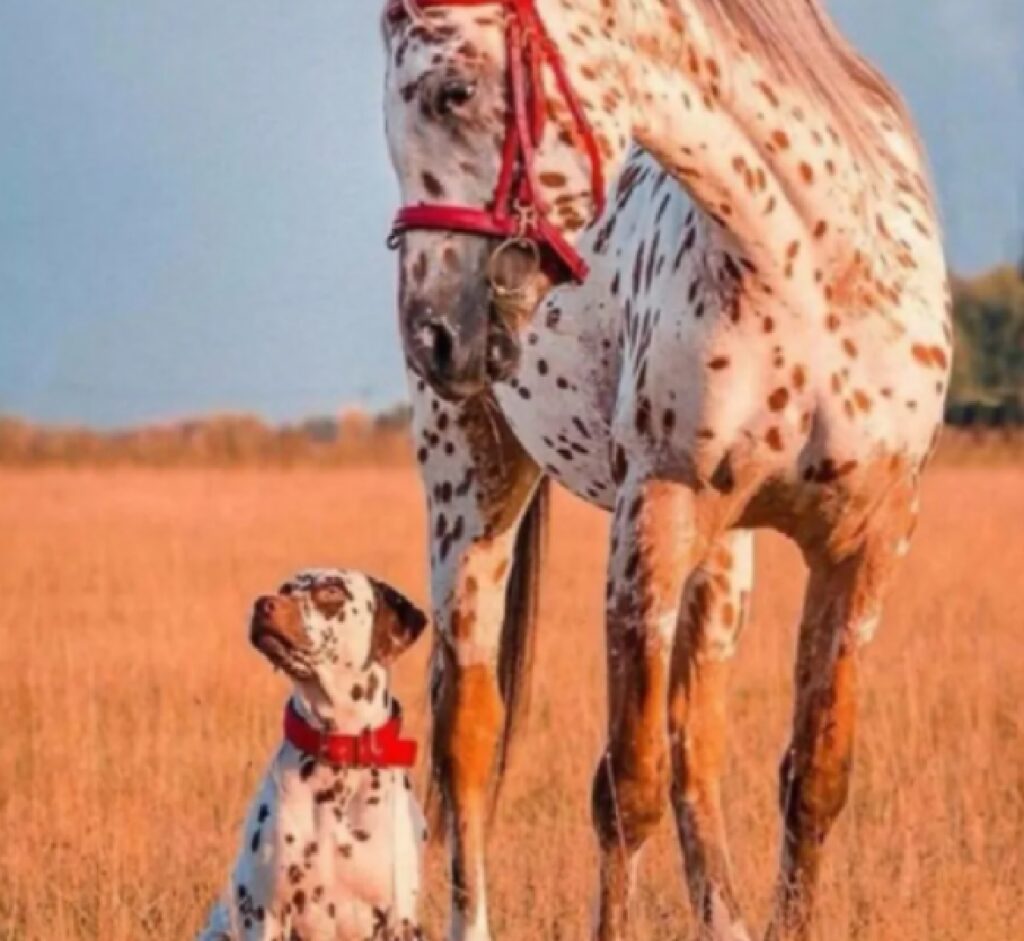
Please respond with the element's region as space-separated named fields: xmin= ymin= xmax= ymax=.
xmin=1 ymin=264 xmax=1021 ymax=466
xmin=947 ymin=264 xmax=1024 ymax=427
xmin=0 ymin=406 xmax=414 ymax=467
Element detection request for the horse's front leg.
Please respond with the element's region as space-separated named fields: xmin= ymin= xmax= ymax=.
xmin=412 ymin=384 xmax=547 ymax=941
xmin=591 ymin=476 xmax=702 ymax=941
xmin=669 ymin=529 xmax=755 ymax=941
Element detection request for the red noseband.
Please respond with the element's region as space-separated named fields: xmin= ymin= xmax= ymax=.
xmin=386 ymin=0 xmax=605 ymax=283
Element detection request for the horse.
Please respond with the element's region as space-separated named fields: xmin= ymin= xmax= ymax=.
xmin=380 ymin=1 xmax=950 ymax=939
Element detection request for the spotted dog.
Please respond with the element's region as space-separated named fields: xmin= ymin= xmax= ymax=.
xmin=198 ymin=568 xmax=429 ymax=941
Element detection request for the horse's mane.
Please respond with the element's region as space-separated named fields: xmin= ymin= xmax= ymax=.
xmin=701 ymin=0 xmax=926 ymax=177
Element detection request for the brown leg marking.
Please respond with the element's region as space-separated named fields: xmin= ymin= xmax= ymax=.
xmin=767 ymin=479 xmax=914 ymax=941
xmin=669 ymin=532 xmax=754 ymax=941
xmin=433 ymin=654 xmax=503 ymax=926
xmin=771 ymin=644 xmax=856 ymax=941
xmin=592 ymin=479 xmax=699 ymax=941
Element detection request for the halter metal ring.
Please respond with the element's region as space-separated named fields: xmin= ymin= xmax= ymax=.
xmin=486 ymin=236 xmax=540 ymax=300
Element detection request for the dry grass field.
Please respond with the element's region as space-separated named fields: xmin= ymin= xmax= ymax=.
xmin=0 ymin=467 xmax=1021 ymax=940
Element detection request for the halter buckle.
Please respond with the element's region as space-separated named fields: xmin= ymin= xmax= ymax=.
xmin=511 ymin=199 xmax=538 ymax=239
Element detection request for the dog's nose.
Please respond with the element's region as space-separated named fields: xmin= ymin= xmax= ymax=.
xmin=254 ymin=595 xmax=279 ymax=621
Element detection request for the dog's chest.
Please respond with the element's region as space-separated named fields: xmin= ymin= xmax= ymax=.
xmin=240 ymin=754 xmax=424 ymax=937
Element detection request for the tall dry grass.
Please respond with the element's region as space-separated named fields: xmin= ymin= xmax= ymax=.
xmin=0 ymin=468 xmax=1021 ymax=940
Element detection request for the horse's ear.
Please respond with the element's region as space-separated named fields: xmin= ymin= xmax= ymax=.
xmin=369 ymin=578 xmax=428 ymax=664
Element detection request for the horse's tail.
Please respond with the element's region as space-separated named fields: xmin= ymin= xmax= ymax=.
xmin=494 ymin=476 xmax=549 ymax=792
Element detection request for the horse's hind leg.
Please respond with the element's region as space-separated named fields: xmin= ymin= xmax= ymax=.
xmin=669 ymin=528 xmax=755 ymax=941
xmin=591 ymin=478 xmax=704 ymax=941
xmin=766 ymin=483 xmax=917 ymax=941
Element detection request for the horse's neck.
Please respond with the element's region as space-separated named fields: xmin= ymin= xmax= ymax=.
xmin=564 ymin=1 xmax=929 ymax=315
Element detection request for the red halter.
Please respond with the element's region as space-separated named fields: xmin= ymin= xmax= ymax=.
xmin=386 ymin=0 xmax=605 ymax=282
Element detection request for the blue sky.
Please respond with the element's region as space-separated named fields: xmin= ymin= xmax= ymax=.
xmin=1 ymin=0 xmax=1021 ymax=427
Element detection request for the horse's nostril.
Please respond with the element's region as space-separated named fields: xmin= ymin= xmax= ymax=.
xmin=429 ymin=322 xmax=455 ymax=379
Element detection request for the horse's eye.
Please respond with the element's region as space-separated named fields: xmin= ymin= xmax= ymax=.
xmin=435 ymin=78 xmax=476 ymax=116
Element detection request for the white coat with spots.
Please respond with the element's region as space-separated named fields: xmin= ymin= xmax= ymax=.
xmin=383 ymin=2 xmax=950 ymax=940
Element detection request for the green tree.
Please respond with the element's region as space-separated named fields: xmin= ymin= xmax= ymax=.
xmin=949 ymin=265 xmax=1024 ymax=420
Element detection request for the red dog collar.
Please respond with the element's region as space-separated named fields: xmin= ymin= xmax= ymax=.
xmin=284 ymin=700 xmax=418 ymax=769
xmin=387 ymin=0 xmax=605 ymax=282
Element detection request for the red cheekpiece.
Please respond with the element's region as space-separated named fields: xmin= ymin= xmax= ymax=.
xmin=387 ymin=0 xmax=605 ymax=282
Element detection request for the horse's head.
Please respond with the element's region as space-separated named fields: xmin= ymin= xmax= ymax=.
xmin=382 ymin=0 xmax=629 ymax=399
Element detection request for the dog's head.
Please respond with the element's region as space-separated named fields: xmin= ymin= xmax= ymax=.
xmin=250 ymin=568 xmax=427 ymax=716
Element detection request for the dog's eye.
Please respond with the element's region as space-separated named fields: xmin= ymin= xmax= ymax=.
xmin=435 ymin=77 xmax=476 ymax=116
xmin=280 ymin=584 xmax=294 ymax=596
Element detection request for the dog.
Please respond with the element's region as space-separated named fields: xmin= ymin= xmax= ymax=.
xmin=199 ymin=568 xmax=429 ymax=941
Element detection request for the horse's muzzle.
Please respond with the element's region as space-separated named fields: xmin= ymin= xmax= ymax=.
xmin=403 ymin=295 xmax=521 ymax=400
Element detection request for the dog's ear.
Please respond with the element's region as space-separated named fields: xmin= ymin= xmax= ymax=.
xmin=369 ymin=578 xmax=428 ymax=664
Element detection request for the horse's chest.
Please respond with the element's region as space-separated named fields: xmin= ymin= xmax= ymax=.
xmin=494 ymin=304 xmax=618 ymax=511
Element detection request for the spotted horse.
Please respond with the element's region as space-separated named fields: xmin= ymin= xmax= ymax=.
xmin=381 ymin=0 xmax=950 ymax=939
